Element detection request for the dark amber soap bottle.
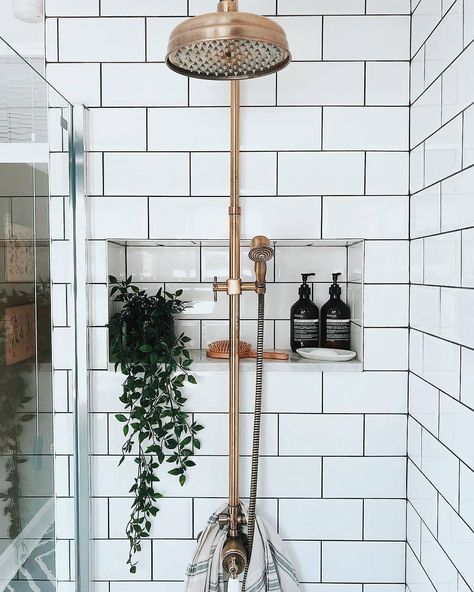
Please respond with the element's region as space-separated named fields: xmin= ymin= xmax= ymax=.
xmin=290 ymin=273 xmax=320 ymax=352
xmin=320 ymin=272 xmax=351 ymax=350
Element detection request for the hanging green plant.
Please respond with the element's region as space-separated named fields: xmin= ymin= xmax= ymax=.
xmin=108 ymin=276 xmax=202 ymax=573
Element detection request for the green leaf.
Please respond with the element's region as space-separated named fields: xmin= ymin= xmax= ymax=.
xmin=139 ymin=344 xmax=153 ymax=353
xmin=115 ymin=414 xmax=127 ymax=422
xmin=187 ymin=375 xmax=197 ymax=385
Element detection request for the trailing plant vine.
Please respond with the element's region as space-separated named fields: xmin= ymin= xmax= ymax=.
xmin=0 ymin=288 xmax=35 ymax=539
xmin=108 ymin=276 xmax=203 ymax=573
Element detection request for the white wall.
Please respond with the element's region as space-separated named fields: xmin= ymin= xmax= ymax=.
xmin=44 ymin=1 xmax=412 ymax=590
xmin=407 ymin=2 xmax=474 ymax=592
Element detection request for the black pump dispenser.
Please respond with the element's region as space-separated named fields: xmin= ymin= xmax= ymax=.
xmin=329 ymin=273 xmax=342 ymax=297
xmin=321 ymin=272 xmax=351 ymax=350
xmin=299 ymin=273 xmax=314 ymax=297
xmin=290 ymin=273 xmax=319 ymax=352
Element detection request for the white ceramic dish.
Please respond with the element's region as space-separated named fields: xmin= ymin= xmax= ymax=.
xmin=296 ymin=348 xmax=357 ymax=362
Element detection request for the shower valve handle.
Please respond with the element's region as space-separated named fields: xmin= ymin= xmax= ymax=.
xmin=213 ymin=276 xmax=218 ymax=302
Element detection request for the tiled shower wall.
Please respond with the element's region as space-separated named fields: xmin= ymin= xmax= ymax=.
xmin=44 ymin=1 xmax=412 ymax=591
xmin=407 ymin=2 xmax=474 ymax=592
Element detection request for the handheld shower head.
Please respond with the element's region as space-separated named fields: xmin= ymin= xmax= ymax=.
xmin=249 ymin=236 xmax=273 ymax=293
xmin=248 ymin=235 xmax=274 ymax=263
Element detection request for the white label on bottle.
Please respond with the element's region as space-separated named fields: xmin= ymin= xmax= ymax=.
xmin=294 ymin=319 xmax=319 ymax=341
xmin=326 ymin=319 xmax=350 ymax=342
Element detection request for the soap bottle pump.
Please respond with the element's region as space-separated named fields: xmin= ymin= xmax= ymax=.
xmin=290 ymin=273 xmax=320 ymax=352
xmin=320 ymin=272 xmax=351 ymax=350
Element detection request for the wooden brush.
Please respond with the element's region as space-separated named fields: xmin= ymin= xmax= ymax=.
xmin=207 ymin=340 xmax=289 ymax=360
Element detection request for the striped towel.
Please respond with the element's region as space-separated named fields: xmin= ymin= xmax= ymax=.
xmin=185 ymin=505 xmax=301 ymax=592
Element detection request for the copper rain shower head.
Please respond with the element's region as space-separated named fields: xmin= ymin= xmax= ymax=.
xmin=165 ymin=0 xmax=291 ymax=80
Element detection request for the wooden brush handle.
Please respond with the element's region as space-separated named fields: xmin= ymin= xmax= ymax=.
xmin=248 ymin=350 xmax=289 ymax=360
xmin=206 ymin=349 xmax=289 ymax=360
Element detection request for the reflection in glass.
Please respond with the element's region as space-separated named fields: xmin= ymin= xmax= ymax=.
xmin=0 ymin=38 xmax=71 ymax=592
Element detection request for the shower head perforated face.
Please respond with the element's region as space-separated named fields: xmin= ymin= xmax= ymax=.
xmin=165 ymin=4 xmax=291 ymax=80
xmin=248 ymin=235 xmax=274 ymax=263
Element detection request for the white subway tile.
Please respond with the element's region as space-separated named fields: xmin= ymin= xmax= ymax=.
xmin=278 ymin=0 xmax=365 ymax=14
xmin=410 ymin=144 xmax=425 ymax=194
xmin=364 ymin=500 xmax=406 ymax=541
xmin=411 ymin=48 xmax=426 ymax=103
xmin=193 ymin=413 xmax=277 ymax=455
xmin=53 ymin=327 xmax=74 ymax=369
xmin=189 ymin=76 xmax=275 ymax=107
xmin=88 ymin=284 xmax=108 ymax=326
xmin=101 ymin=0 xmax=187 ymax=14
xmin=323 ymin=372 xmax=407 ymax=413
xmin=411 ymin=186 xmax=441 ymax=238
xmin=279 ymin=415 xmax=363 ymax=456
xmin=410 ymin=330 xmax=424 ymax=376
xmin=323 ymin=107 xmax=408 ymax=151
xmin=366 ymin=62 xmax=409 ymax=106
xmin=364 ymin=285 xmax=409 ymax=327
xmin=364 ymin=415 xmax=407 ymax=456
xmin=365 ymin=152 xmax=409 ymax=196
xmin=461 ymin=348 xmax=474 ymax=410
xmin=284 ymin=541 xmax=320 ymax=584
xmin=440 ymin=393 xmax=474 ymax=470
xmin=149 ymin=107 xmax=321 ymax=151
xmin=89 ymin=197 xmax=148 ymax=239
xmin=412 ymin=0 xmax=441 ymax=54
xmin=104 ymin=153 xmax=189 ymax=196
xmin=442 ymin=42 xmax=474 ymax=122
xmin=422 ymin=429 xmax=460 ymax=506
xmin=89 ymin=326 xmax=108 ymax=370
xmin=201 ymin=246 xmax=272 ymax=283
xmin=278 ymin=62 xmax=364 ymax=106
xmin=127 ymin=246 xmax=200 ymax=283
xmin=108 ymin=497 xmax=193 ymax=539
xmin=460 ymin=463 xmax=474 ymax=530
xmin=425 ymin=116 xmax=463 ymax=187
xmin=93 ymin=540 xmax=151 ymax=580
xmin=275 ymin=246 xmax=347 ymax=282
xmin=46 ymin=0 xmax=99 ymax=15
xmin=153 ymin=540 xmax=196 ymax=580
xmin=191 ymin=152 xmax=276 ymax=196
xmin=409 ymin=374 xmax=439 ymax=435
xmin=87 ymin=109 xmax=146 ymax=151
xmin=108 ymin=242 xmax=126 ymax=281
xmin=464 ymin=104 xmax=474 ymax=167
xmin=45 ymin=18 xmax=58 ymax=61
xmin=410 ymin=285 xmax=441 ymax=335
xmin=323 ymin=16 xmax=409 ymax=60
xmin=279 ymin=499 xmax=363 ymax=540
xmin=440 ymin=287 xmax=474 ymax=348
xmin=322 ymin=542 xmax=405 ymax=583
xmin=408 ymin=461 xmax=439 ymax=533
xmin=420 ymin=524 xmax=459 ymax=592
xmin=442 ymin=167 xmax=474 ymax=232
xmin=146 ymin=18 xmax=185 ymax=61
xmin=102 ymin=64 xmax=188 ymax=107
xmin=429 ymin=335 xmax=461 ymax=402
xmin=273 ymin=17 xmax=322 ymax=60
xmin=364 ymin=241 xmax=409 ymax=283
xmin=424 ymin=231 xmax=462 ymax=286
xmin=425 ymin=0 xmax=463 ymax=87
xmin=438 ymin=498 xmax=474 ymax=588
xmin=411 ymin=79 xmax=442 ymax=148
xmin=406 ymin=548 xmax=437 ymax=592
xmin=278 ymin=152 xmax=364 ymax=196
xmin=86 ymin=152 xmax=103 ymax=196
xmin=59 ymin=18 xmax=145 ymax=62
xmin=323 ymin=196 xmax=408 ymax=240
xmin=407 ymin=502 xmax=422 ymax=558
xmin=462 ymin=229 xmax=474 ymax=287
xmin=47 ymin=63 xmax=100 ymax=106
xmin=366 ymin=0 xmax=411 ymax=13
xmin=466 ymin=0 xmax=474 ymax=45
xmin=323 ymin=457 xmax=406 ymax=498
xmin=410 ymin=239 xmax=424 ymax=284
xmin=364 ymin=328 xmax=408 ymax=371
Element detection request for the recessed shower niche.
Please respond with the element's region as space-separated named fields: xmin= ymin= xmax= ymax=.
xmin=98 ymin=239 xmax=365 ymax=370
